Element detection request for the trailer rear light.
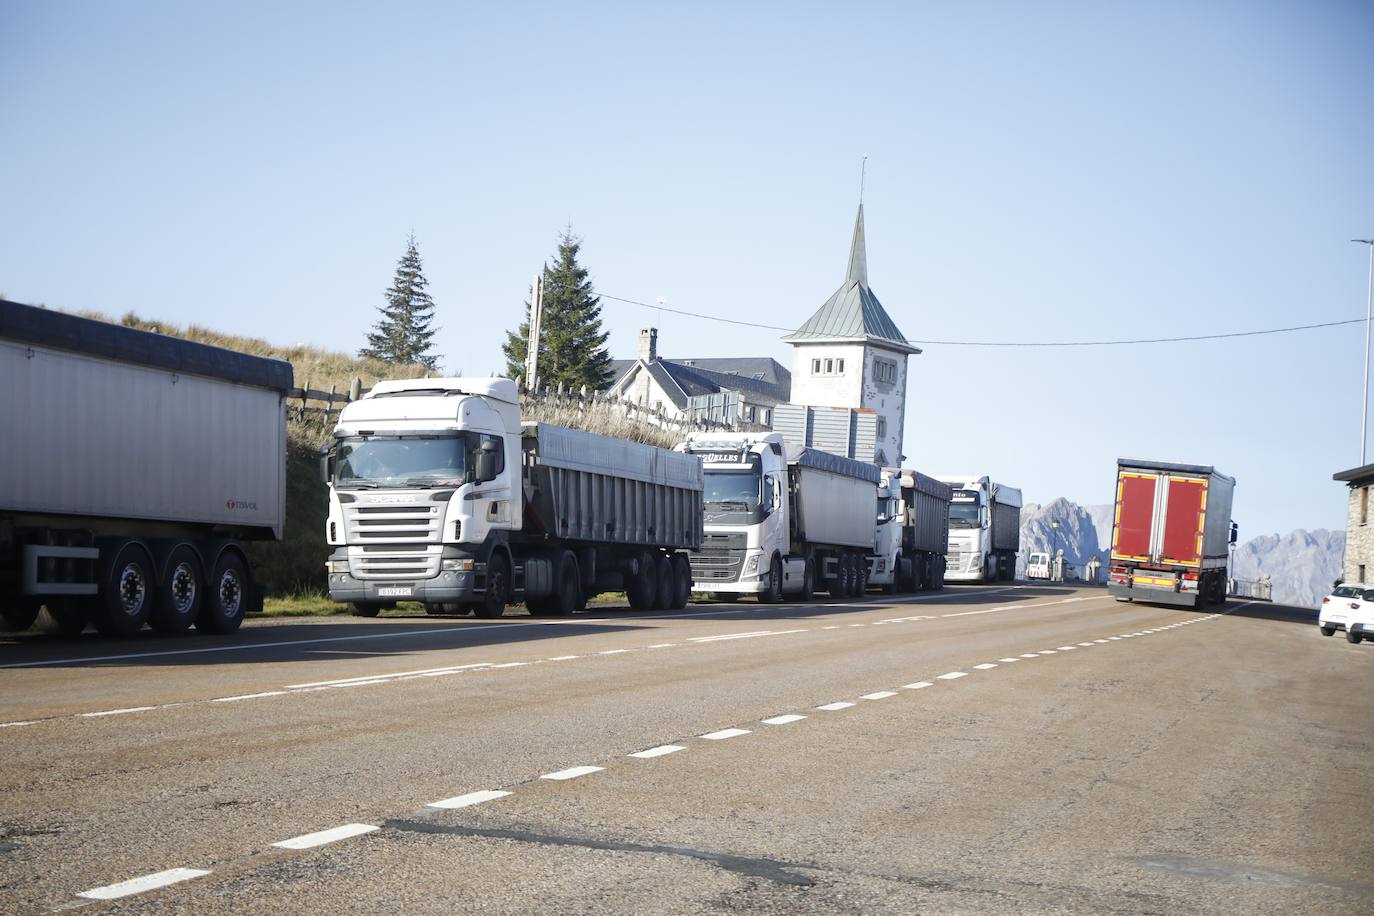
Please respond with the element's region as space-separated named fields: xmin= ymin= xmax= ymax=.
xmin=1182 ymin=572 xmax=1199 ymax=582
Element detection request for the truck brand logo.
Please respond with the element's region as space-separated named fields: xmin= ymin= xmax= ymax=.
xmin=225 ymin=499 xmax=258 ymax=510
xmin=695 ymin=452 xmax=752 ymax=463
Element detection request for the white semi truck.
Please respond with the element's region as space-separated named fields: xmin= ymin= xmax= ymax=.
xmin=866 ymin=468 xmax=952 ymax=593
xmin=938 ymin=475 xmax=1022 ymax=583
xmin=676 ymin=432 xmax=880 ymax=602
xmin=324 ymin=377 xmax=703 ymax=616
xmin=0 ymin=299 xmax=290 ymax=636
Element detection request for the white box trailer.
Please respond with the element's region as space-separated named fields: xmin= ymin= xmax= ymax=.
xmin=0 ymin=299 xmax=290 ymax=636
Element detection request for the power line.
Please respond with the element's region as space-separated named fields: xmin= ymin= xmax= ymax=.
xmin=598 ymin=292 xmax=1363 ymax=348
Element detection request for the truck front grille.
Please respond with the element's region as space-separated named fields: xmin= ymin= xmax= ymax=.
xmin=349 ymin=545 xmax=444 ymax=580
xmin=344 ymin=503 xmax=442 ymax=545
xmin=690 ymin=533 xmax=747 ymax=582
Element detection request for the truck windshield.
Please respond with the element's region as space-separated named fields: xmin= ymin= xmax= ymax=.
xmin=703 ymin=469 xmax=763 ymax=523
xmin=334 ymin=435 xmax=468 ymax=488
xmin=948 ymin=502 xmax=980 ymax=528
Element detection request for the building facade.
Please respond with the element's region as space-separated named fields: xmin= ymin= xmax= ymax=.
xmin=1334 ymin=463 xmax=1374 ymax=585
xmin=782 ymin=204 xmax=918 ymax=467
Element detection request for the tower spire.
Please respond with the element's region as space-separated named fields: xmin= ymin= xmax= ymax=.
xmin=846 ymin=202 xmax=868 ymax=287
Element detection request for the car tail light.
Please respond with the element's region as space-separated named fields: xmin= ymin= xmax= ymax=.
xmin=1352 ymin=602 xmax=1362 ymax=610
xmin=1322 ymin=596 xmax=1330 ymax=603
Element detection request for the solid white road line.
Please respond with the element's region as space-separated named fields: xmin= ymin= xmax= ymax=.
xmin=901 ymin=681 xmax=934 ymax=689
xmin=428 ymin=790 xmax=511 ymax=809
xmin=762 ymin=714 xmax=807 ymax=725
xmin=973 ymin=663 xmax=998 ymax=670
xmin=817 ymin=701 xmax=855 ymax=710
xmin=701 ymin=728 xmax=751 ymax=740
xmin=861 ymin=691 xmax=897 ymax=700
xmin=629 ymin=744 xmax=686 ymax=758
xmin=0 ymin=721 xmax=35 ymax=729
xmin=78 ymin=868 xmax=211 ymax=900
xmin=287 ymin=663 xmax=492 ymax=690
xmin=598 ymin=649 xmax=629 ymax=655
xmin=546 ymin=655 xmax=580 ymax=661
xmin=541 ymin=766 xmax=605 ymax=781
xmin=647 ymin=644 xmax=676 ymax=649
xmin=212 ymin=691 xmax=289 ymax=703
xmin=273 ymin=823 xmax=379 ymax=850
xmin=937 ymin=671 xmax=967 ymax=680
xmin=81 ymin=706 xmax=157 ymax=718
xmin=688 ymin=629 xmax=805 ymax=643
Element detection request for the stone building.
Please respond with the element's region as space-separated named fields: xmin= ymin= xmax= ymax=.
xmin=1333 ymin=462 xmax=1374 ymax=585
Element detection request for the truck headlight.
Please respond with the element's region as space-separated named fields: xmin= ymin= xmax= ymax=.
xmin=743 ymin=553 xmax=760 ymax=574
xmin=327 ymin=559 xmax=349 ymax=574
xmin=442 ymin=558 xmax=474 ymax=572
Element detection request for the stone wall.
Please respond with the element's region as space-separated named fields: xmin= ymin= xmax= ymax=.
xmin=1345 ymin=483 xmax=1374 ymax=585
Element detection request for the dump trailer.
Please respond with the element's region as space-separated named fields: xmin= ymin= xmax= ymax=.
xmin=938 ymin=475 xmax=1022 ymax=582
xmin=867 ymin=468 xmax=952 ymax=593
xmin=676 ymin=432 xmax=881 ymax=602
xmin=324 ymin=377 xmax=703 ymax=616
xmin=0 ymin=299 xmax=289 ymax=636
xmin=1107 ymin=458 xmax=1235 ymax=607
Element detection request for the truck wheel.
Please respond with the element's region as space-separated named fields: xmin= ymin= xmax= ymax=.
xmin=197 ymin=552 xmax=248 ymax=634
xmin=1 ymin=599 xmax=41 ymax=632
xmin=546 ymin=552 xmax=580 ymax=616
xmin=95 ymin=543 xmax=154 ymax=637
xmin=670 ymin=554 xmax=692 ymax=609
xmin=349 ymin=603 xmax=382 ymax=617
xmin=1346 ymin=628 xmax=1363 ymax=645
xmin=654 ymin=555 xmax=675 ymax=610
xmin=151 ymin=546 xmax=203 ymax=634
xmin=1320 ymin=625 xmax=1336 ymax=637
xmin=934 ymin=556 xmax=946 ymax=590
xmin=799 ymin=559 xmax=815 ymax=601
xmin=626 ymin=550 xmax=657 ymax=610
xmin=828 ymin=555 xmax=848 ymax=599
xmin=475 ymin=554 xmax=510 ymax=618
xmin=849 ymin=554 xmax=867 ymax=597
xmin=759 ymin=555 xmax=784 ymax=603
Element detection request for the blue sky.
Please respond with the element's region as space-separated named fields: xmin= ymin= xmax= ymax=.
xmin=2 ymin=1 xmax=1371 ymax=538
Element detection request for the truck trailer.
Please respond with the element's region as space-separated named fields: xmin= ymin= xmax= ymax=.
xmin=1107 ymin=458 xmax=1235 ymax=607
xmin=0 ymin=299 xmax=289 ymax=636
xmin=324 ymin=377 xmax=703 ymax=616
xmin=867 ymin=468 xmax=952 ymax=593
xmin=939 ymin=475 xmax=1022 ymax=583
xmin=677 ymin=432 xmax=881 ymax=602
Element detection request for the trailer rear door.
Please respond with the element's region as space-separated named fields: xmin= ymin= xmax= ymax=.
xmin=1159 ymin=476 xmax=1207 ymax=566
xmin=1112 ymin=472 xmax=1157 ymax=561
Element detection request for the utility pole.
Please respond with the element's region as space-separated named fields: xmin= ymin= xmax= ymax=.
xmin=524 ymin=272 xmax=544 ymax=392
xmin=1354 ymin=239 xmax=1374 ymax=465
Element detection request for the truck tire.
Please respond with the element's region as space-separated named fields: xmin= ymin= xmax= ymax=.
xmin=1346 ymin=628 xmax=1363 ymax=645
xmin=828 ymin=555 xmax=849 ymax=599
xmin=545 ymin=552 xmax=580 ymax=616
xmin=475 ymin=553 xmax=510 ymax=618
xmin=799 ymin=558 xmax=815 ymax=601
xmin=1 ymin=598 xmax=41 ymax=632
xmin=197 ymin=552 xmax=248 ymax=634
xmin=934 ymin=555 xmax=946 ymax=590
xmin=670 ymin=554 xmax=692 ymax=609
xmin=349 ymin=602 xmax=383 ymax=617
xmin=626 ymin=550 xmax=657 ymax=611
xmin=849 ymin=553 xmax=867 ymax=597
xmin=151 ymin=545 xmax=203 ymax=634
xmin=95 ymin=542 xmax=154 ymax=637
xmin=758 ymin=555 xmax=784 ymax=604
xmin=653 ymin=555 xmax=674 ymax=610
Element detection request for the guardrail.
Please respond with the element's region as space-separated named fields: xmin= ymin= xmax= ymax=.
xmin=1228 ymin=577 xmax=1273 ymax=601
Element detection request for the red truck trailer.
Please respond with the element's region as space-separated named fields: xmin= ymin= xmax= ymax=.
xmin=1106 ymin=458 xmax=1235 ymax=608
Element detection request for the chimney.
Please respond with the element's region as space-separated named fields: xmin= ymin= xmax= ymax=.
xmin=638 ymin=327 xmax=658 ymax=362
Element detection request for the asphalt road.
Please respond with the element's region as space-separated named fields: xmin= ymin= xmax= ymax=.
xmin=0 ymin=584 xmax=1370 ymax=914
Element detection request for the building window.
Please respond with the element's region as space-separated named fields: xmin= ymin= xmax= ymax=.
xmin=824 ymin=358 xmax=834 ymax=373
xmin=811 ymin=358 xmax=821 ymax=374
xmin=1363 ymin=487 xmax=1369 ymax=526
xmin=1361 ymin=564 xmax=1368 ymax=584
xmin=873 ymin=359 xmax=897 ymax=384
xmin=761 ymin=408 xmax=770 ymax=425
xmin=877 ymin=416 xmax=887 ymax=438
xmin=745 ymin=405 xmax=757 ymax=423
xmin=836 ymin=358 xmax=844 ymax=373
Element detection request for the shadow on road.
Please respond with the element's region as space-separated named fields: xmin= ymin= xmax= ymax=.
xmin=0 ymin=582 xmax=1089 ymax=670
xmin=1225 ymin=599 xmax=1318 ymax=627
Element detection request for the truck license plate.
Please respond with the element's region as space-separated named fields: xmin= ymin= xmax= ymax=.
xmin=377 ymin=586 xmax=413 ymax=597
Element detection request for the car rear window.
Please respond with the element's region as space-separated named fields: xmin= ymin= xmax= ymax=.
xmin=1333 ymin=586 xmax=1361 ymax=598
xmin=1364 ymin=590 xmax=1374 ymax=602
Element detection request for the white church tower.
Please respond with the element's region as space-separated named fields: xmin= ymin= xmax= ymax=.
xmin=783 ymin=204 xmax=919 ymax=466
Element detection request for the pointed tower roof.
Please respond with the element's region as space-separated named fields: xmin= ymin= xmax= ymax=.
xmin=784 ymin=205 xmax=920 ymax=355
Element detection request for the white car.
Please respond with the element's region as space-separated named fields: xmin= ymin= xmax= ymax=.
xmin=1319 ymin=585 xmax=1374 ymax=644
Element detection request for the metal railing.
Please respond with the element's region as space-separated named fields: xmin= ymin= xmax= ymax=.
xmin=1228 ymin=577 xmax=1273 ymax=601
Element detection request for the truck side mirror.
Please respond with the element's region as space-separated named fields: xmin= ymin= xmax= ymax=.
xmin=1229 ymin=521 xmax=1238 ymax=545
xmin=476 ymin=441 xmax=500 ymax=483
xmin=318 ymin=447 xmax=333 ymax=485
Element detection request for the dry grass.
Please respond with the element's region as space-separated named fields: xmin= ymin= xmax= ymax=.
xmin=521 ymin=396 xmax=680 ymax=449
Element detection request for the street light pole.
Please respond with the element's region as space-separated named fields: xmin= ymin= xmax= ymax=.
xmin=1354 ymin=239 xmax=1374 ymax=465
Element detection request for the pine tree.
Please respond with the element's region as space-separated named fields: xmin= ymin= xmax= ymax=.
xmin=502 ymin=228 xmax=613 ymax=391
xmin=360 ymin=234 xmax=440 ymax=369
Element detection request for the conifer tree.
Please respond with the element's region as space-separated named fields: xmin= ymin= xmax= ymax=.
xmin=360 ymin=234 xmax=440 ymax=369
xmin=503 ymin=228 xmax=613 ymax=390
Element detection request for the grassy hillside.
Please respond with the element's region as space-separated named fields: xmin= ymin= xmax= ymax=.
xmin=79 ymin=311 xmax=679 ymax=596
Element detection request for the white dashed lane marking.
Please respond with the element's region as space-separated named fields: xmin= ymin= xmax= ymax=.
xmin=78 ymin=868 xmax=211 ymax=900
xmin=762 ymin=714 xmax=807 ymax=725
xmin=817 ymin=701 xmax=855 ymax=710
xmin=541 ymin=766 xmax=605 ymax=781
xmin=213 ymin=691 xmax=288 ymax=703
xmin=701 ymin=728 xmax=751 ymax=740
xmin=973 ymin=663 xmax=998 ymax=670
xmin=902 ymin=681 xmax=934 ymax=689
xmin=428 ymin=790 xmax=511 ymax=809
xmin=1020 ymin=653 xmax=1040 ymax=658
xmin=629 ymin=745 xmax=686 ymax=759
xmin=937 ymin=671 xmax=967 ymax=680
xmin=81 ymin=706 xmax=157 ymax=718
xmin=998 ymin=657 xmax=1020 ymax=663
xmin=861 ymin=691 xmax=897 ymax=700
xmin=273 ymin=823 xmax=379 ymax=850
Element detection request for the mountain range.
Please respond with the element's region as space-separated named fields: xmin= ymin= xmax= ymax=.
xmin=1016 ymin=498 xmax=1344 ymax=609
